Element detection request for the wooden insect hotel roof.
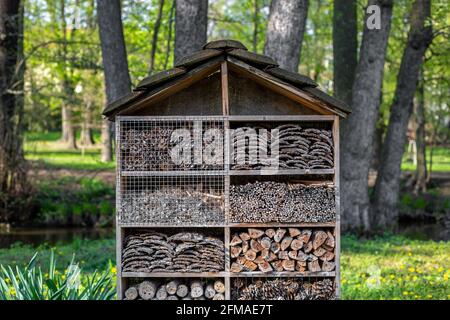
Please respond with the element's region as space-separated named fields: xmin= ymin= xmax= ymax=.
xmin=102 ymin=39 xmax=350 ymax=120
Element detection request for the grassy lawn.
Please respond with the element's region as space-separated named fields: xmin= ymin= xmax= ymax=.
xmin=0 ymin=235 xmax=448 ymax=300
xmin=401 ymin=146 xmax=450 ymax=172
xmin=25 ymin=132 xmax=115 ymax=171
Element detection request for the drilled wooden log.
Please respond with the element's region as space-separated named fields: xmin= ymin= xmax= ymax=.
xmin=290 ymin=238 xmax=303 ymax=250
xmin=312 ymin=231 xmax=328 ymax=249
xmin=156 ymin=286 xmax=168 ymax=300
xmin=248 ymin=228 xmax=265 ymax=239
xmin=308 ymin=259 xmax=321 ymax=272
xmin=214 ymin=280 xmax=225 ymax=293
xmin=250 ymin=239 xmax=264 ymax=252
xmin=274 ymin=229 xmax=287 ymax=242
xmin=281 ymin=236 xmax=293 ymax=251
xmin=138 ymin=281 xmax=158 ymax=300
xmin=166 ymin=280 xmax=180 ymax=295
xmin=190 ymin=281 xmax=204 ymax=298
xmin=176 ymin=284 xmax=189 ymax=298
xmin=213 ymin=293 xmax=225 ymax=300
xmin=124 ymin=286 xmax=138 ymax=300
xmin=204 ymin=284 xmax=216 ymax=299
xmin=322 ymin=260 xmax=336 ymax=272
xmin=289 ymin=228 xmax=301 ymax=237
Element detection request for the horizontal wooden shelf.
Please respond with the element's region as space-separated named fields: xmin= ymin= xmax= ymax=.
xmin=122 ymin=272 xmax=227 ymax=278
xmin=226 ymin=115 xmax=336 ymax=122
xmin=119 ymin=224 xmax=227 ymax=228
xmin=230 ymin=271 xmax=335 ymax=278
xmin=121 ymin=170 xmax=226 ymax=177
xmin=228 ymin=222 xmax=336 ymax=228
xmin=228 ymin=169 xmax=334 ymax=176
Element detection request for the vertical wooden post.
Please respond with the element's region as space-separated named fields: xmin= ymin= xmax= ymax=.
xmin=332 ymin=116 xmax=341 ymax=299
xmin=221 ymin=61 xmax=230 ymax=116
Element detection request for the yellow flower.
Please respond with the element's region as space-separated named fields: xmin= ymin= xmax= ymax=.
xmin=413 ymin=276 xmax=418 ymax=281
xmin=408 ymin=252 xmax=412 ymax=256
xmin=390 ymin=275 xmax=395 ymax=279
xmin=397 ymin=277 xmax=403 ymax=282
xmin=427 ymin=294 xmax=432 ymax=299
xmin=438 ymin=267 xmax=444 ymax=272
xmin=111 ymin=266 xmax=117 ymax=274
xmin=403 ymin=291 xmax=409 ymax=296
xmin=405 ymin=275 xmax=410 ymax=281
xmin=408 ymin=267 xmax=415 ymax=273
xmin=342 ymin=279 xmax=347 ymax=284
xmin=414 ymin=295 xmax=420 ymax=299
xmin=443 ymin=274 xmax=448 ymax=281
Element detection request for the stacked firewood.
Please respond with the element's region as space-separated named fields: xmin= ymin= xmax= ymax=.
xmin=120 ymin=188 xmax=224 ymax=225
xmin=229 ymin=228 xmax=335 ymax=273
xmin=124 ymin=279 xmax=226 ymax=300
xmin=230 ymin=124 xmax=334 ymax=170
xmin=122 ymin=231 xmax=224 ymax=273
xmin=121 ymin=126 xmax=223 ymax=171
xmin=232 ymin=278 xmax=334 ymax=300
xmin=230 ymin=181 xmax=335 ymax=223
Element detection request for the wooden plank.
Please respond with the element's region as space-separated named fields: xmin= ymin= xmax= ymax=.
xmin=230 ymin=271 xmax=336 ymax=277
xmin=266 ymin=67 xmax=318 ymax=88
xmin=227 ymin=57 xmax=347 ymax=117
xmin=333 ymin=116 xmax=341 ymax=299
xmin=226 ymin=115 xmax=335 ymax=122
xmin=228 ymin=169 xmax=335 ymax=176
xmin=121 ymin=170 xmax=226 ymax=177
xmin=203 ymin=39 xmax=247 ymax=51
xmin=228 ymin=222 xmax=336 ymax=228
xmin=221 ymin=61 xmax=229 ymax=115
xmin=174 ymin=49 xmax=223 ymax=68
xmin=122 ymin=272 xmax=228 ymax=278
xmin=228 ymin=49 xmax=278 ymax=67
xmin=119 ymin=224 xmax=228 ymax=228
xmin=134 ymin=67 xmax=186 ymax=91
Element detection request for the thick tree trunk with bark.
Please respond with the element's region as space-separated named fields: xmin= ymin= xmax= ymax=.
xmin=341 ymin=0 xmax=393 ymax=232
xmin=80 ymin=100 xmax=94 ymax=146
xmin=264 ymin=0 xmax=308 ymax=72
xmin=174 ymin=0 xmax=208 ymax=64
xmin=97 ymin=0 xmax=132 ymax=162
xmin=333 ymin=0 xmax=357 ymax=106
xmin=0 ymin=0 xmax=27 ymax=220
xmin=414 ymin=71 xmax=427 ymax=194
xmin=371 ymin=0 xmax=432 ymax=230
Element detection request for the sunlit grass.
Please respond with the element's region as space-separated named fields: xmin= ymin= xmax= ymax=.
xmin=24 ymin=132 xmax=115 ymax=171
xmin=341 ymin=235 xmax=450 ymax=300
xmin=401 ymin=147 xmax=450 ymax=172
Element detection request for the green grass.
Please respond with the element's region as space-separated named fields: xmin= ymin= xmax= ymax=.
xmin=24 ymin=132 xmax=115 ymax=171
xmin=401 ymin=147 xmax=450 ymax=172
xmin=341 ymin=234 xmax=449 ymax=300
xmin=0 ymin=235 xmax=448 ymax=300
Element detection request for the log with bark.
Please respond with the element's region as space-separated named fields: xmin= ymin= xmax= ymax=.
xmin=230 ymin=181 xmax=335 ymax=223
xmin=124 ymin=279 xmax=225 ymax=300
xmin=122 ymin=231 xmax=224 ymax=273
xmin=230 ymin=228 xmax=335 ymax=273
xmin=233 ymin=278 xmax=335 ymax=300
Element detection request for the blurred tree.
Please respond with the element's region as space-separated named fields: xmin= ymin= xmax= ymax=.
xmin=0 ymin=0 xmax=28 ymax=220
xmin=174 ymin=0 xmax=208 ymax=63
xmin=149 ymin=0 xmax=165 ymax=74
xmin=97 ymin=0 xmax=132 ymax=162
xmin=414 ymin=68 xmax=427 ymax=194
xmin=341 ymin=0 xmax=393 ymax=232
xmin=264 ymin=0 xmax=308 ymax=72
xmin=372 ymin=0 xmax=433 ymax=229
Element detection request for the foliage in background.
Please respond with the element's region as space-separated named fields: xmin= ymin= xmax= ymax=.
xmin=0 ymin=250 xmax=115 ymax=300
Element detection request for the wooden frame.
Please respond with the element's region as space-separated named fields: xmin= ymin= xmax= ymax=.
xmin=115 ymin=61 xmax=341 ymax=300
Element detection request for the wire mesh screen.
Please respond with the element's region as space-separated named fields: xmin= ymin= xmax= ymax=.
xmin=119 ymin=175 xmax=225 ymax=225
xmin=119 ymin=118 xmax=225 ymax=171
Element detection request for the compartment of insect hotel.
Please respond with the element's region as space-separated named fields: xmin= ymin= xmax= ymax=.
xmin=123 ymin=278 xmax=226 ymax=300
xmin=121 ymin=228 xmax=225 ymax=274
xmin=119 ymin=175 xmax=225 ymax=226
xmin=229 ymin=227 xmax=336 ymax=275
xmin=231 ymin=277 xmax=335 ymax=300
xmin=104 ymin=39 xmax=350 ymax=300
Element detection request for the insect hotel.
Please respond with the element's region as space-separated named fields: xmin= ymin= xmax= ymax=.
xmin=103 ymin=39 xmax=350 ymax=300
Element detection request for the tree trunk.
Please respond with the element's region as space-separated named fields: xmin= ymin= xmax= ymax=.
xmin=80 ymin=100 xmax=94 ymax=146
xmin=164 ymin=0 xmax=175 ymax=70
xmin=371 ymin=124 xmax=384 ymax=172
xmin=59 ymin=0 xmax=77 ymax=149
xmin=174 ymin=0 xmax=208 ymax=64
xmin=333 ymin=0 xmax=357 ymax=106
xmin=0 ymin=0 xmax=27 ymax=220
xmin=97 ymin=0 xmax=132 ymax=162
xmin=340 ymin=0 xmax=393 ymax=232
xmin=264 ymin=0 xmax=308 ymax=72
xmin=414 ymin=68 xmax=427 ymax=194
xmin=149 ymin=0 xmax=165 ymax=74
xmin=252 ymin=0 xmax=259 ymax=53
xmin=371 ymin=0 xmax=433 ymax=230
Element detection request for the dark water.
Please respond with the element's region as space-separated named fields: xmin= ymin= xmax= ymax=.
xmin=0 ymin=227 xmax=114 ymax=248
xmin=0 ymin=222 xmax=448 ymax=249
